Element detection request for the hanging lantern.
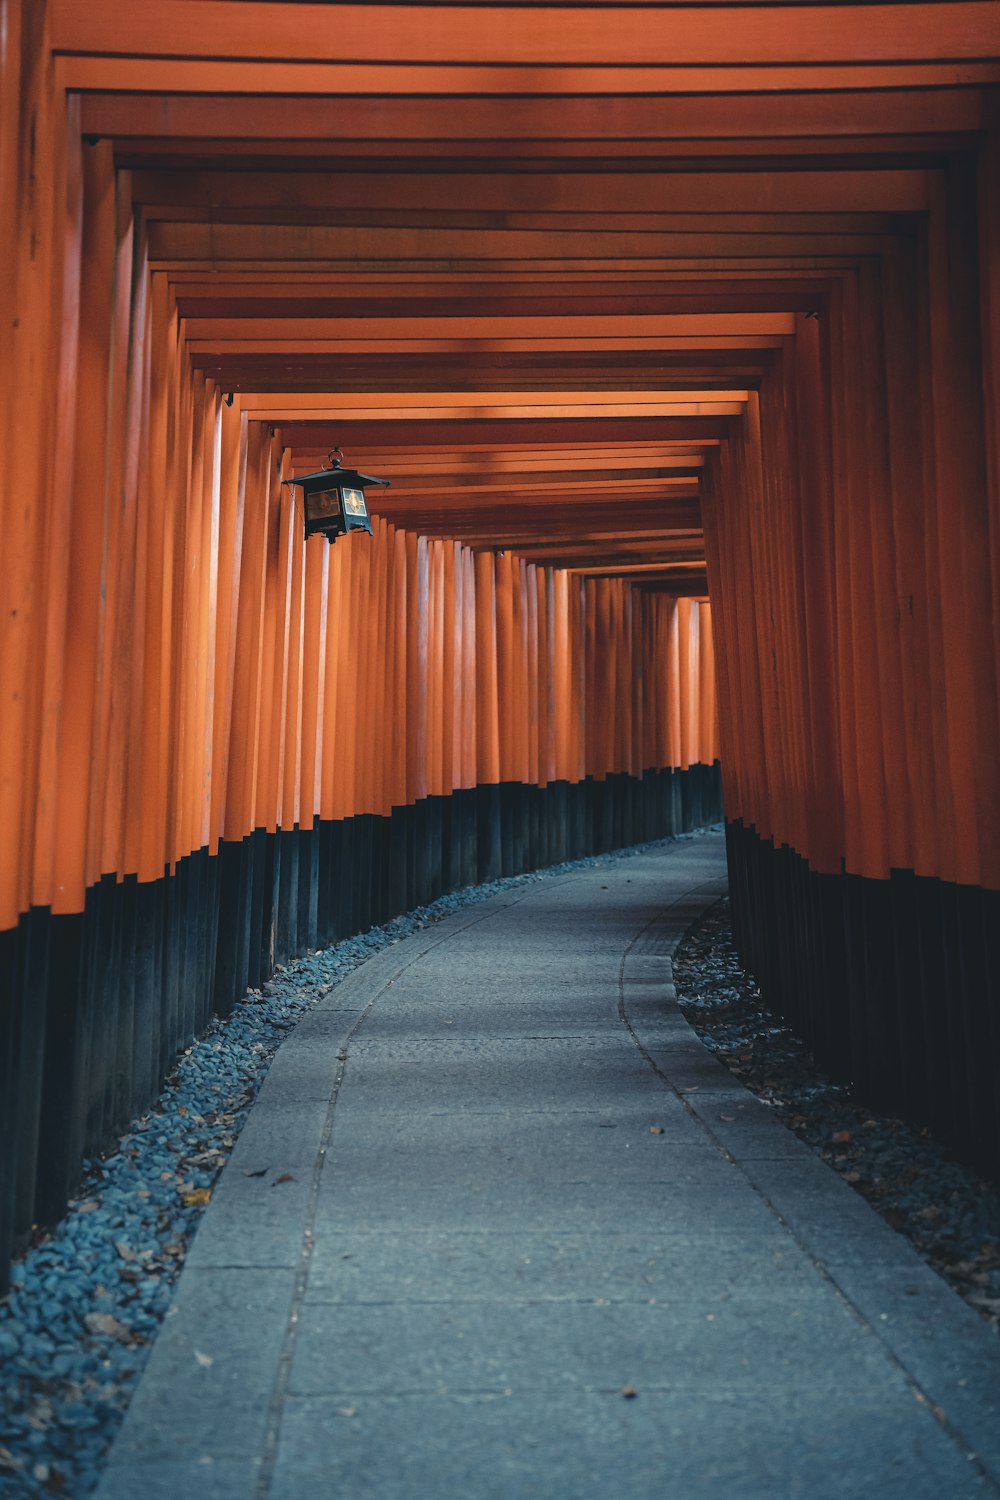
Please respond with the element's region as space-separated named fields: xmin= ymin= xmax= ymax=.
xmin=283 ymin=450 xmax=390 ymax=543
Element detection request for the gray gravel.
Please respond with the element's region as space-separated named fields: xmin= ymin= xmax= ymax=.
xmin=0 ymin=830 xmax=716 ymax=1499
xmin=674 ymin=897 xmax=1000 ymax=1337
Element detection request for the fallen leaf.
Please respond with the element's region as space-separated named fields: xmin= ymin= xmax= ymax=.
xmin=273 ymin=1173 xmax=296 ymax=1186
xmin=337 ymin=1407 xmax=356 ymax=1418
xmin=115 ymin=1241 xmax=137 ymax=1262
xmin=193 ymin=1349 xmax=214 ymax=1369
xmin=242 ymin=1168 xmax=269 ymax=1178
xmin=77 ymin=1200 xmax=101 ymax=1213
xmin=181 ymin=1188 xmax=212 ymax=1208
xmin=621 ymin=1385 xmax=639 ymax=1399
xmin=719 ymin=1113 xmax=736 ymax=1122
xmin=178 ymin=1107 xmax=188 ymax=1116
xmin=648 ymin=1126 xmax=664 ymax=1135
xmin=84 ymin=1312 xmax=136 ymax=1344
xmin=831 ymin=1130 xmax=853 ymax=1145
xmin=679 ymin=1086 xmax=700 ymax=1094
xmin=26 ymin=1399 xmax=53 ymax=1432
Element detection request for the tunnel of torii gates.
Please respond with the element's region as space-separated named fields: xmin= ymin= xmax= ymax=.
xmin=1 ymin=0 xmax=1000 ymax=1288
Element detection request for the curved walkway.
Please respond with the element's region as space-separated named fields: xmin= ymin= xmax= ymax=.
xmin=97 ymin=834 xmax=1000 ymax=1499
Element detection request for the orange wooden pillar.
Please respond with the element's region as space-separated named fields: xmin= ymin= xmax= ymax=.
xmin=0 ymin=56 xmax=82 ymax=1239
xmin=474 ymin=550 xmax=501 ymax=879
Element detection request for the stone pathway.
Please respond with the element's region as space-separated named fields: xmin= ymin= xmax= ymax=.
xmin=96 ymin=833 xmax=1000 ymax=1499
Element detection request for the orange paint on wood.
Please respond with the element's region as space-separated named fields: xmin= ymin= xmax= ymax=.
xmin=474 ymin=551 xmax=501 ymax=787
xmin=51 ymin=136 xmax=114 ymax=913
xmin=223 ymin=419 xmax=270 ymax=843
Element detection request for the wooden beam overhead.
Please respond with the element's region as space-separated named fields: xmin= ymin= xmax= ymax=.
xmin=275 ymin=418 xmax=731 ymax=448
xmin=78 ymin=86 xmax=986 ymax=143
xmin=42 ymin=0 xmax=1000 ymax=619
xmin=130 ymin=167 xmax=931 ymax=215
xmin=52 ymin=3 xmax=999 ymax=68
xmin=147 ymin=220 xmax=906 ymax=262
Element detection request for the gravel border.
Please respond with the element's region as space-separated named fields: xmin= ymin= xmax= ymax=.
xmin=673 ymin=897 xmax=1000 ymax=1337
xmin=0 ymin=830 xmax=717 ymax=1498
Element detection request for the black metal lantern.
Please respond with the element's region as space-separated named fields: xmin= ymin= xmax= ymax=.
xmin=283 ymin=450 xmax=390 ymax=543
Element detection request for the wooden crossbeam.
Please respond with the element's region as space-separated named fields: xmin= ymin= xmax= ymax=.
xmin=79 ymin=87 xmax=986 ymax=142
xmin=52 ymin=3 xmax=999 ymax=68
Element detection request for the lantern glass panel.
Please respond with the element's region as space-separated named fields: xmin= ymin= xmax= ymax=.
xmin=306 ymin=487 xmax=342 ymax=522
xmin=342 ymin=486 xmax=368 ymax=519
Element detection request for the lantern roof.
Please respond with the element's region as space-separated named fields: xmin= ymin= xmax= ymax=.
xmin=283 ymin=456 xmax=390 ymax=492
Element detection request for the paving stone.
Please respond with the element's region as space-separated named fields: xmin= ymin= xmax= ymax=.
xmin=324 ymin=1098 xmax=703 ymax=1176
xmin=185 ymin=1162 xmax=312 ymax=1270
xmin=303 ymin=1228 xmax=830 ymax=1306
xmin=814 ymin=1260 xmax=1000 ymax=1486
xmin=225 ymin=1095 xmax=331 ymax=1172
xmin=335 ymin=1036 xmax=670 ymax=1115
xmin=285 ymin=1294 xmax=908 ymax=1398
xmin=313 ymin=1167 xmax=790 ymax=1239
xmin=348 ymin=1001 xmax=618 ymax=1041
xmin=108 ymin=1267 xmax=295 ymax=1460
xmin=252 ymin=1037 xmax=341 ymax=1102
xmin=268 ymin=1388 xmax=988 ymax=1500
xmin=97 ymin=1459 xmax=263 ymax=1500
xmin=739 ymin=1156 xmax=924 ymax=1246
xmin=678 ymin=1093 xmax=820 ymax=1162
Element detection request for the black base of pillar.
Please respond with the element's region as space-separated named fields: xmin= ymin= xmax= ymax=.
xmin=725 ymin=818 xmax=1000 ymax=1181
